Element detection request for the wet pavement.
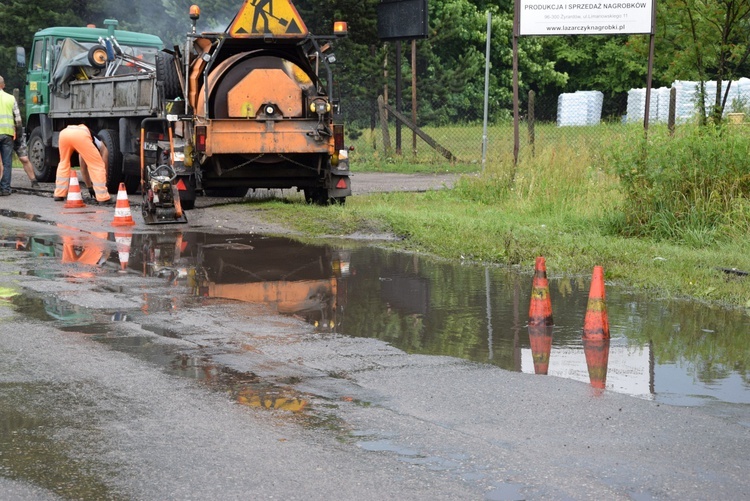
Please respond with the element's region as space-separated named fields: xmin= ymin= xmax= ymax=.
xmin=1 ymin=189 xmax=749 ymax=500
xmin=7 ymin=228 xmax=747 ymax=414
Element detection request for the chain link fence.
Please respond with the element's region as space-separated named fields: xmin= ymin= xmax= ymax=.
xmin=335 ymin=52 xmax=748 ymax=169
xmin=338 ymin=87 xmax=640 ymax=168
xmin=340 ymin=82 xmax=750 ymax=170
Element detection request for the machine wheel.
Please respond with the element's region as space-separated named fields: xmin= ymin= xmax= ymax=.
xmin=28 ymin=126 xmax=57 ymax=182
xmin=156 ymin=52 xmax=182 ymax=100
xmin=97 ymin=129 xmax=123 ymax=194
xmin=87 ymin=46 xmax=108 ymax=68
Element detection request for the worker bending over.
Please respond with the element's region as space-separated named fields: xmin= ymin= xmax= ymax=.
xmin=54 ymin=124 xmax=112 ymax=205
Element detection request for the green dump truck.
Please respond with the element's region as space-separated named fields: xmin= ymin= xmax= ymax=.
xmin=19 ymin=20 xmax=164 ymax=194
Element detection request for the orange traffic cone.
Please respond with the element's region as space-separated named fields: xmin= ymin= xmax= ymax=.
xmin=63 ymin=171 xmax=86 ymax=208
xmin=528 ymin=256 xmax=553 ymax=326
xmin=112 ymin=183 xmax=136 ymax=227
xmin=528 ymin=324 xmax=553 ymax=375
xmin=583 ymin=266 xmax=609 ymax=340
xmin=583 ymin=336 xmax=610 ymax=390
xmin=115 ymin=232 xmax=132 ymax=272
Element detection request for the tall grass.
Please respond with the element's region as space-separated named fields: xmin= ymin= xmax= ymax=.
xmin=348 ymin=120 xmax=750 ymax=248
xmin=608 ymin=124 xmax=750 ymax=246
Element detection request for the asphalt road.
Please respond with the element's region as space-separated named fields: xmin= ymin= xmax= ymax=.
xmin=0 ymin=176 xmax=748 ymax=500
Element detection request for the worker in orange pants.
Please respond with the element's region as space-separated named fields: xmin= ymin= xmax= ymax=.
xmin=53 ymin=124 xmax=112 ymax=205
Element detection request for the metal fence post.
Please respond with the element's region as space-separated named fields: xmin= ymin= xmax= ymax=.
xmin=481 ymin=11 xmax=491 ymax=172
xmin=378 ymin=95 xmax=392 ymax=156
xmin=528 ymin=90 xmax=535 ymax=157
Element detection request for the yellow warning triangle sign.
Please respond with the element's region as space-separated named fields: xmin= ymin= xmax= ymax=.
xmin=229 ymin=0 xmax=308 ymax=38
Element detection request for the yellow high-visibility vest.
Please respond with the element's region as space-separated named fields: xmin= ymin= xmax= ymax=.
xmin=0 ymin=91 xmax=16 ymax=136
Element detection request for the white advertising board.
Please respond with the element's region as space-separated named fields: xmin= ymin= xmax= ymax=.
xmin=519 ymin=0 xmax=654 ymax=36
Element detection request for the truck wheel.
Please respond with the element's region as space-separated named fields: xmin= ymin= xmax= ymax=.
xmin=97 ymin=129 xmax=124 ymax=194
xmin=28 ymin=126 xmax=57 ymax=182
xmin=204 ymin=187 xmax=248 ymax=198
xmin=304 ymin=188 xmax=329 ymax=205
xmin=156 ymin=52 xmax=182 ymax=100
xmin=124 ymin=174 xmax=141 ymax=195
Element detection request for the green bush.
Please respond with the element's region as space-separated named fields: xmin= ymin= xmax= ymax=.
xmin=609 ymin=125 xmax=750 ymax=245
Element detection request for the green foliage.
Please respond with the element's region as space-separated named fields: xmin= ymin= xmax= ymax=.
xmin=609 ymin=125 xmax=750 ymax=245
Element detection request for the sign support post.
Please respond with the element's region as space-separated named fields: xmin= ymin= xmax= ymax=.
xmin=482 ymin=11 xmax=492 ymax=171
xmin=377 ymin=0 xmax=429 ymax=158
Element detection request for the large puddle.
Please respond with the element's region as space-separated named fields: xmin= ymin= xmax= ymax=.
xmin=5 ymin=230 xmax=750 ymax=412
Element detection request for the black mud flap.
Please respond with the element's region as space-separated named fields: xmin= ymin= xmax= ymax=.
xmin=327 ymin=174 xmax=352 ymax=199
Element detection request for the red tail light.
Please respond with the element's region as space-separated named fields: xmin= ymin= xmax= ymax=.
xmin=175 ymin=178 xmax=187 ymax=191
xmin=336 ymin=178 xmax=347 ymax=189
xmin=333 ymin=124 xmax=344 ymax=152
xmin=195 ymin=126 xmax=207 ymax=152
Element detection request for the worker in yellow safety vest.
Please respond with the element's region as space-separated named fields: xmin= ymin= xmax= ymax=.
xmin=54 ymin=124 xmax=113 ymax=205
xmin=0 ymin=75 xmax=18 ymax=196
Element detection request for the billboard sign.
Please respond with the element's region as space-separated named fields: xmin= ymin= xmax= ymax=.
xmin=519 ymin=0 xmax=654 ymax=36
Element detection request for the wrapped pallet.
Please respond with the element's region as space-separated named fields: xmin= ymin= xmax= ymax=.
xmin=557 ymin=90 xmax=603 ymax=126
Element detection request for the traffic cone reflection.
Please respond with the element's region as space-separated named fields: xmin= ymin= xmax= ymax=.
xmin=528 ymin=324 xmax=553 ymax=375
xmin=112 ymin=183 xmax=136 ymax=227
xmin=528 ymin=256 xmax=553 ymax=326
xmin=60 ymin=235 xmax=109 ymax=279
xmin=583 ymin=336 xmax=610 ymax=390
xmin=115 ymin=232 xmax=132 ymax=272
xmin=63 ymin=171 xmax=86 ymax=208
xmin=582 ymin=266 xmax=610 ymax=391
xmin=583 ymin=266 xmax=609 ymax=340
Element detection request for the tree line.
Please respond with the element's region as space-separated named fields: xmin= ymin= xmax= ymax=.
xmin=2 ymin=0 xmax=749 ymax=126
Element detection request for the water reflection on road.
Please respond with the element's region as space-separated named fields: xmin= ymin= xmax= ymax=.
xmin=343 ymin=246 xmax=749 ymax=409
xmin=8 ymin=230 xmax=750 ymax=410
